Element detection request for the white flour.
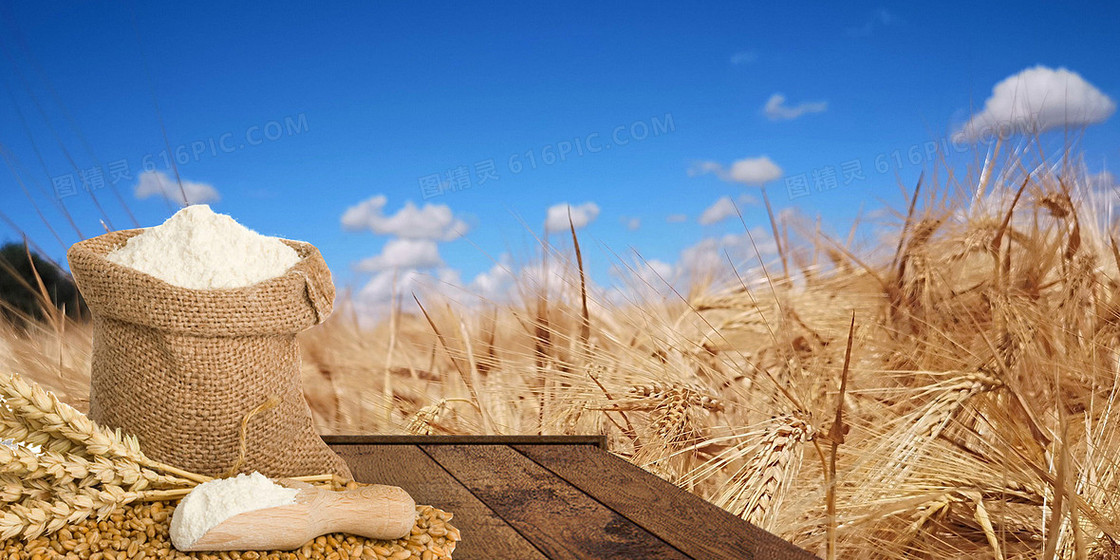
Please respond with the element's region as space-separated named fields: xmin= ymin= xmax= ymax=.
xmin=107 ymin=204 xmax=301 ymax=289
xmin=169 ymin=471 xmax=301 ymax=550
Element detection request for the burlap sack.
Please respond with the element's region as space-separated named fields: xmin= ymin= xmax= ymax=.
xmin=67 ymin=229 xmax=352 ymax=479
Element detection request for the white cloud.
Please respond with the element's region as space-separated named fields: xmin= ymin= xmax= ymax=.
xmin=845 ymin=9 xmax=898 ymax=37
xmin=469 ymin=255 xmax=516 ymax=301
xmin=763 ymin=94 xmax=828 ymax=121
xmin=134 ymin=170 xmax=220 ymax=205
xmin=341 ymin=195 xmax=469 ymax=240
xmin=645 ymin=259 xmax=674 ymax=280
xmin=680 ymin=228 xmax=778 ymax=276
xmin=354 ymin=238 xmax=442 ymax=272
xmin=687 ymin=161 xmax=724 ymax=178
xmin=355 ymin=267 xmax=462 ymax=311
xmin=1087 ymin=171 xmax=1119 ymax=212
xmin=621 ymin=216 xmax=641 ymax=231
xmin=666 ymin=214 xmax=688 ymax=223
xmin=609 ymin=258 xmax=678 ymax=302
xmin=953 ymin=66 xmax=1116 ymax=143
xmin=700 ymin=197 xmax=732 ymax=225
xmin=545 ymin=202 xmax=600 ymax=233
xmin=728 ymin=157 xmax=783 ymax=185
xmin=690 ymin=157 xmax=783 ymax=186
xmin=699 ymin=194 xmax=758 ymax=225
xmin=1090 ymin=171 xmax=1116 ymax=189
xmin=730 ymin=51 xmax=758 ymax=65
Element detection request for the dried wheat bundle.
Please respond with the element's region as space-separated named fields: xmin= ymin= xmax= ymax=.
xmin=0 ymin=372 xmax=211 ymax=540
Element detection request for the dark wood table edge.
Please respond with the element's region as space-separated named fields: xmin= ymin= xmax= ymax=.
xmin=324 ymin=434 xmax=608 ymax=448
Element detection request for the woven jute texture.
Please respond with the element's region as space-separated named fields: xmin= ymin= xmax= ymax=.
xmin=68 ymin=229 xmax=352 ymax=479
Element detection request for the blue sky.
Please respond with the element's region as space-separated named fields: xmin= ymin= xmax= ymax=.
xmin=2 ymin=1 xmax=1118 ymax=308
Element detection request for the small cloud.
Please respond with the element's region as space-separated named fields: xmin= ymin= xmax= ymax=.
xmin=341 ymin=195 xmax=469 ymax=240
xmin=865 ymin=206 xmax=893 ymax=220
xmin=355 ymin=267 xmax=461 ymax=310
xmin=1087 ymin=171 xmax=1119 ymax=208
xmin=609 ymin=258 xmax=677 ymax=302
xmin=763 ymin=93 xmax=828 ymax=121
xmin=680 ymin=227 xmax=778 ymax=275
xmin=689 ymin=156 xmax=783 ymax=186
xmin=729 ymin=157 xmax=783 ymax=185
xmin=468 ymin=258 xmax=573 ymax=304
xmin=1090 ymin=171 xmax=1116 ymax=189
xmin=699 ymin=194 xmax=758 ymax=225
xmin=700 ymin=197 xmax=738 ymax=226
xmin=545 ymin=202 xmax=600 ymax=233
xmin=620 ymin=216 xmax=641 ymax=231
xmin=687 ymin=161 xmax=726 ymax=178
xmin=645 ymin=259 xmax=674 ymax=280
xmin=730 ymin=50 xmax=758 ymax=65
xmin=354 ymin=238 xmax=442 ymax=272
xmin=134 ymin=170 xmax=220 ymax=205
xmin=953 ymin=66 xmax=1116 ymax=143
xmin=469 ymin=255 xmax=516 ymax=301
xmin=845 ymin=8 xmax=899 ymax=37
xmin=666 ymin=214 xmax=688 ymax=223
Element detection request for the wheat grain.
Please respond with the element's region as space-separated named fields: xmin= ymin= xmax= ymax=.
xmin=0 ymin=500 xmax=460 ymax=560
xmin=596 ymin=382 xmax=726 ymax=450
xmin=918 ymin=372 xmax=1002 ymax=440
xmin=0 ymin=372 xmax=137 ymax=460
xmin=629 ymin=381 xmax=725 ymax=412
xmin=407 ymin=400 xmax=447 ymax=436
xmin=717 ymin=415 xmax=813 ymax=530
xmin=0 ymin=372 xmax=209 ymax=485
xmin=0 ymin=373 xmax=217 ymax=543
xmin=649 ymin=388 xmax=693 ymax=445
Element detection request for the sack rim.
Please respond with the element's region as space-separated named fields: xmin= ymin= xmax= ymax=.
xmin=67 ymin=229 xmax=335 ymax=335
xmin=74 ymin=228 xmax=317 ymax=290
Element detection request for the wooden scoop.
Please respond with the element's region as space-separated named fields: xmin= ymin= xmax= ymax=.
xmin=182 ymin=480 xmax=417 ymax=551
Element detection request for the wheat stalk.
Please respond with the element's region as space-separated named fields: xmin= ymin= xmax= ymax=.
xmin=0 ymin=481 xmax=143 ymax=540
xmin=407 ymin=400 xmax=447 ymax=436
xmin=716 ymin=415 xmax=813 ymax=530
xmin=0 ymin=475 xmax=53 ymax=504
xmin=916 ymin=371 xmax=1002 ymax=440
xmin=599 ymin=382 xmax=726 ymax=455
xmin=873 ymin=371 xmax=1004 ymax=487
xmin=594 ymin=381 xmax=724 ymax=446
xmin=0 ymin=373 xmax=140 ymax=457
xmin=649 ymin=388 xmax=693 ymax=445
xmin=0 ymin=372 xmax=216 ymax=540
xmin=0 ymin=373 xmax=209 ymax=484
xmin=405 ymin=398 xmax=474 ymax=435
xmin=629 ymin=382 xmax=725 ymax=412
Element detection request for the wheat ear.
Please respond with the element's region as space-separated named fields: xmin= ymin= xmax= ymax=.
xmin=716 ymin=415 xmax=813 ymax=530
xmin=0 ymin=373 xmax=209 ymax=484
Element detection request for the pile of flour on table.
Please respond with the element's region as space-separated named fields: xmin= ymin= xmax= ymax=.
xmin=107 ymin=204 xmax=301 ymax=289
xmin=169 ymin=471 xmax=300 ymax=549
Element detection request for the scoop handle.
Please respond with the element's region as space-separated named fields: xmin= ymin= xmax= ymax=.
xmin=310 ymin=484 xmax=417 ymax=540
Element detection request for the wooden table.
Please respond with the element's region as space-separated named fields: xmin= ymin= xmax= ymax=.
xmin=326 ymin=436 xmax=818 ymax=560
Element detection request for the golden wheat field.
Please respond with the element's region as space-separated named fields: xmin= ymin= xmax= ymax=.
xmin=5 ymin=142 xmax=1120 ymax=559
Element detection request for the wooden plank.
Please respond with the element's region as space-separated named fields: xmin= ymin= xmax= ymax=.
xmin=331 ymin=443 xmax=548 ymax=560
xmin=515 ymin=444 xmax=820 ymax=560
xmin=325 ymin=434 xmax=607 ymax=448
xmin=422 ymin=444 xmax=690 ymax=560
